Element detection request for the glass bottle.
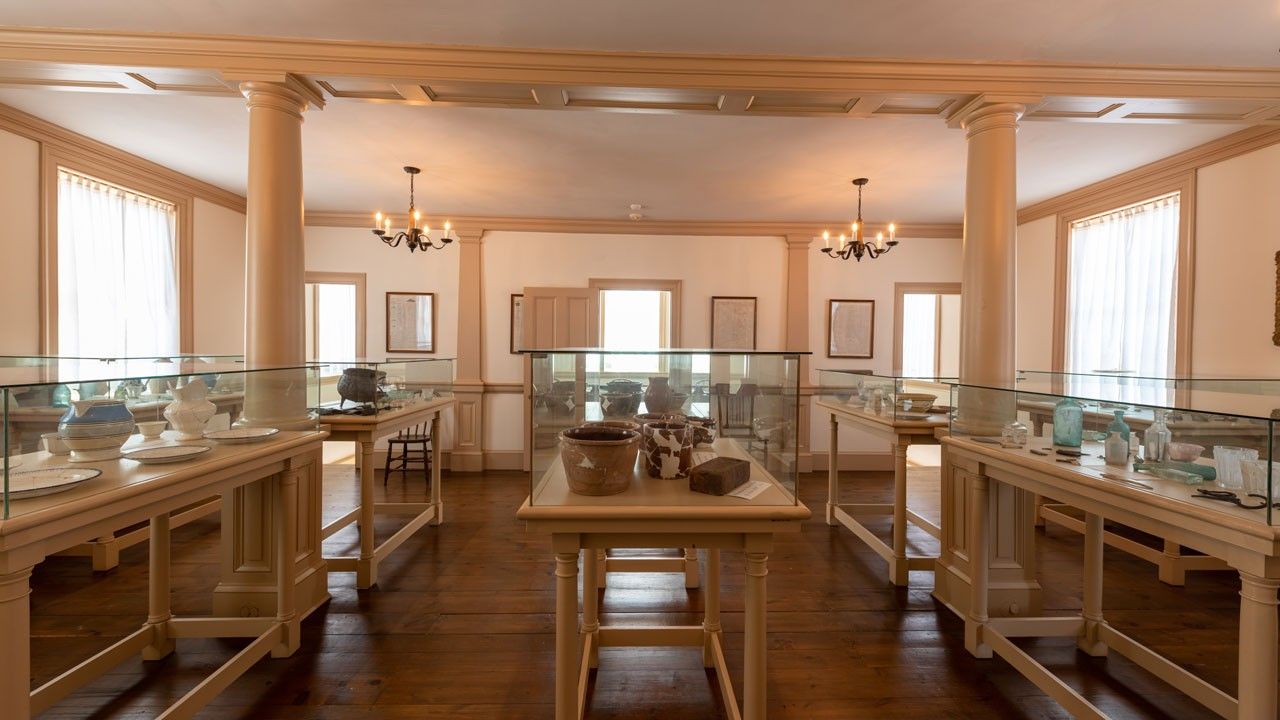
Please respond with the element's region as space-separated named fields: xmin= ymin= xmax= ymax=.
xmin=1143 ymin=409 xmax=1171 ymax=463
xmin=1104 ymin=430 xmax=1129 ymax=467
xmin=1052 ymin=397 xmax=1084 ymax=448
xmin=1001 ymin=420 xmax=1029 ymax=448
xmin=1106 ymin=409 xmax=1131 ymax=443
xmin=51 ymin=384 xmax=71 ymax=408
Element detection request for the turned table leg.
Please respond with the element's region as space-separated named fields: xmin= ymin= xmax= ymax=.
xmin=703 ymin=549 xmax=721 ymax=667
xmin=1078 ymin=512 xmax=1107 ymax=656
xmin=581 ymin=545 xmax=599 ymax=669
xmin=555 ymin=547 xmax=580 ymax=720
xmin=743 ymin=547 xmax=769 ymax=720
xmin=429 ymin=413 xmax=444 ymax=526
xmin=683 ymin=547 xmax=700 ymax=589
xmin=826 ymin=413 xmax=838 ymax=525
xmin=356 ymin=439 xmax=377 ymax=589
xmin=142 ymin=514 xmax=175 ymax=660
xmin=0 ymin=567 xmax=33 ymax=720
xmin=890 ymin=439 xmax=910 ymax=586
xmin=1237 ymin=572 xmax=1280 ymax=720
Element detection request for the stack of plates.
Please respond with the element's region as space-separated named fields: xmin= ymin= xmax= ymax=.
xmin=204 ymin=428 xmax=279 ymax=444
xmin=122 ymin=445 xmax=212 ymax=464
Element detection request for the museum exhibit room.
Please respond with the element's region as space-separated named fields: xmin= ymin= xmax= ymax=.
xmin=3 ymin=2 xmax=1280 ymax=719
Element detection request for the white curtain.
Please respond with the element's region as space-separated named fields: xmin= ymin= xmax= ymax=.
xmin=57 ymin=169 xmax=178 ymax=357
xmin=900 ymin=294 xmax=937 ymax=377
xmin=316 ymin=283 xmax=357 ymax=361
xmin=1066 ymin=193 xmax=1179 ymax=379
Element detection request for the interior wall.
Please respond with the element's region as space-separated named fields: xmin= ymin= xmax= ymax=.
xmin=0 ymin=127 xmax=40 ymax=354
xmin=807 ymin=236 xmax=964 ymax=454
xmin=1015 ymin=215 xmax=1057 ymax=371
xmin=481 ymin=231 xmax=789 ymax=452
xmin=1192 ymin=142 xmax=1280 ymax=375
xmin=192 ymin=199 xmax=246 ymax=354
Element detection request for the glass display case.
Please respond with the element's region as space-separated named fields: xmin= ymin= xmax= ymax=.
xmin=948 ymin=371 xmax=1280 ymax=525
xmin=1 ymin=357 xmax=321 ymax=519
xmin=309 ymin=358 xmax=455 ymax=418
xmin=817 ymin=369 xmax=956 ymax=421
xmin=525 ymin=349 xmax=805 ymax=506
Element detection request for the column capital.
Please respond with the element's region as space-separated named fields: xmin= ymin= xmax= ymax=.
xmin=239 ymin=75 xmax=325 ymax=116
xmin=455 ymin=229 xmax=486 ymax=245
xmin=784 ymin=233 xmax=814 ymax=249
xmin=945 ymin=94 xmax=1041 ymax=132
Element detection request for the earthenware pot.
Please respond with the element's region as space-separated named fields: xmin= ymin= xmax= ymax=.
xmin=559 ymin=426 xmax=640 ymax=496
xmin=58 ymin=398 xmax=135 ymax=462
xmin=601 ymin=379 xmax=643 ymax=416
xmin=164 ymin=378 xmax=216 ymax=441
xmin=337 ymin=367 xmax=386 ymax=407
xmin=686 ymin=416 xmax=718 ymax=446
xmin=640 ymin=421 xmax=693 ymax=479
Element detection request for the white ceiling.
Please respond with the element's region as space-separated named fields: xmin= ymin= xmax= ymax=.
xmin=0 ymin=86 xmax=1244 ymax=222
xmin=1 ymin=0 xmax=1278 ymax=67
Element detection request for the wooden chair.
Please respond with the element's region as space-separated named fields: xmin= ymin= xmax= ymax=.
xmin=713 ymin=382 xmax=759 ymax=438
xmin=383 ymin=421 xmax=432 ymax=486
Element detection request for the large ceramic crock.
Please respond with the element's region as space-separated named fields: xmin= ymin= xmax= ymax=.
xmin=58 ymin=398 xmax=135 ymax=462
xmin=337 ymin=367 xmax=386 ymax=407
xmin=559 ymin=426 xmax=640 ymax=496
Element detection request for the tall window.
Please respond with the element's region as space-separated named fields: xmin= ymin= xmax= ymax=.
xmin=57 ymin=168 xmax=178 ymax=357
xmin=1065 ymin=192 xmax=1179 ymax=377
xmin=304 ymin=273 xmax=366 ymax=362
xmin=598 ymin=289 xmax=670 ymax=373
xmin=895 ymin=284 xmax=960 ymax=378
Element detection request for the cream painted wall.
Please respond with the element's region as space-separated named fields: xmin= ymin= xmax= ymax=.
xmin=192 ymin=199 xmax=246 ymax=353
xmin=1015 ymin=215 xmax=1056 ymax=371
xmin=807 ymin=236 xmax=964 ymax=454
xmin=480 ymin=231 xmax=789 ymax=452
xmin=1193 ymin=143 xmax=1280 ymax=375
xmin=0 ymin=128 xmax=40 ymax=354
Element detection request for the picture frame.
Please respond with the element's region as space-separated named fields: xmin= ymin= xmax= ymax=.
xmin=385 ymin=291 xmax=436 ymax=354
xmin=510 ymin=293 xmax=524 ymax=354
xmin=1273 ymin=251 xmax=1279 ymax=347
xmin=827 ymin=299 xmax=875 ymax=358
xmin=710 ymin=296 xmax=757 ymax=350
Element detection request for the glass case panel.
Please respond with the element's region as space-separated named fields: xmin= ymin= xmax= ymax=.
xmin=526 ymin=349 xmax=804 ymax=507
xmin=949 ymin=371 xmax=1279 ymax=526
xmin=2 ymin=358 xmax=320 ymax=520
xmin=310 ymin=358 xmax=455 ymax=418
xmin=817 ymin=369 xmax=956 ymax=422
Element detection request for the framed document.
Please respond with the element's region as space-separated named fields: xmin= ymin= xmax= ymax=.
xmin=827 ymin=298 xmax=874 ymax=358
xmin=710 ymin=296 xmax=757 ymax=350
xmin=386 ymin=292 xmax=436 ymax=354
xmin=510 ymin=293 xmax=524 ymax=354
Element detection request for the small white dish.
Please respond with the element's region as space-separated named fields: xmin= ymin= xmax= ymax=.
xmin=122 ymin=445 xmax=211 ymax=464
xmin=136 ymin=421 xmax=168 ymax=439
xmin=203 ymin=428 xmax=280 ymax=444
xmin=8 ymin=467 xmax=102 ymax=499
xmin=42 ymin=432 xmax=70 ymax=455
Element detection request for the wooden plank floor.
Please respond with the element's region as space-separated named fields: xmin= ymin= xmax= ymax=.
xmin=26 ymin=465 xmax=1269 ymax=718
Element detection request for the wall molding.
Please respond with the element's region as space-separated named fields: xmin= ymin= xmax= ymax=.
xmin=2 ymin=28 xmax=1280 ymax=104
xmin=1018 ymin=125 xmax=1280 ymax=225
xmin=0 ymin=102 xmax=247 ymax=213
xmin=305 ymin=211 xmax=963 ymax=239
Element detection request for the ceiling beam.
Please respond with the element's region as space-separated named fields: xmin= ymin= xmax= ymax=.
xmin=0 ymin=28 xmax=1278 ymax=103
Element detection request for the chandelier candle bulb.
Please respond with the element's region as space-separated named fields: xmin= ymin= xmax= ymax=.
xmin=823 ymin=230 xmax=830 ymax=249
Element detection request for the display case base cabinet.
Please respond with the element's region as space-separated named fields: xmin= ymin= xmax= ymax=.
xmin=551 ymin=533 xmax=773 ymax=720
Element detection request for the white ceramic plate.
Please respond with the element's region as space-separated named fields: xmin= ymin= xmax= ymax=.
xmin=203 ymin=428 xmax=280 ymax=444
xmin=122 ymin=445 xmax=212 ymax=464
xmin=8 ymin=467 xmax=102 ymax=499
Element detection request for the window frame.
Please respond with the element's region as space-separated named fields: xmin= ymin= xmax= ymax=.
xmin=304 ymin=271 xmax=368 ymax=360
xmin=1051 ymin=173 xmax=1196 ymax=375
xmin=40 ymin=148 xmax=194 ymax=355
xmin=892 ymin=282 xmax=961 ymax=376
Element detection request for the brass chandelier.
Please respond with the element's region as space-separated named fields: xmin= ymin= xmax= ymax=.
xmin=371 ymin=166 xmax=455 ymax=253
xmin=820 ymin=177 xmax=898 ymax=262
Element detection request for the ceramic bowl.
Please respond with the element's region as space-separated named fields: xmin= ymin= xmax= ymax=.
xmin=559 ymin=427 xmax=639 ymax=496
xmin=1165 ymin=442 xmax=1204 ymax=462
xmin=136 ymin=421 xmax=168 ymax=439
xmin=41 ymin=432 xmax=70 ymax=455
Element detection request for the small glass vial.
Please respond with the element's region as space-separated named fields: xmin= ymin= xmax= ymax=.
xmin=1144 ymin=409 xmax=1171 ymax=463
xmin=1104 ymin=430 xmax=1129 ymax=467
xmin=1001 ymin=420 xmax=1029 ymax=448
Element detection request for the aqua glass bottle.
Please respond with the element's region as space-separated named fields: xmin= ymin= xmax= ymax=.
xmin=1106 ymin=409 xmax=1130 ymax=443
xmin=1052 ymin=397 xmax=1084 ymax=448
xmin=51 ymin=384 xmax=71 ymax=408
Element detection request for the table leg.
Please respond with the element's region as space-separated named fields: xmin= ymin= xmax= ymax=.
xmin=273 ymin=467 xmax=301 ymax=658
xmin=0 ymin=567 xmax=32 ymax=720
xmin=595 ymin=549 xmax=606 ymax=589
xmin=702 ymin=549 xmax=721 ymax=667
xmin=429 ymin=413 xmax=444 ymax=526
xmin=1238 ymin=572 xmax=1280 ymax=720
xmin=1158 ymin=540 xmax=1187 ymax=586
xmin=142 ymin=514 xmax=175 ymax=660
xmin=356 ymin=439 xmax=377 ymax=589
xmin=744 ymin=548 xmax=768 ymax=720
xmin=966 ymin=474 xmax=992 ymax=658
xmin=890 ymin=439 xmax=909 ymax=586
xmin=1078 ymin=512 xmax=1107 ymax=657
xmin=683 ymin=547 xmax=700 ymax=589
xmin=581 ymin=546 xmax=599 ymax=669
xmin=826 ymin=413 xmax=838 ymax=525
xmin=555 ymin=549 xmax=581 ymax=720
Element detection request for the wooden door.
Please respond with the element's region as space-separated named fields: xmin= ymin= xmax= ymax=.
xmin=520 ymin=286 xmax=599 ymax=470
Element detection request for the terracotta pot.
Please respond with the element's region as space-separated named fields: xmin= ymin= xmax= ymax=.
xmin=559 ymin=426 xmax=640 ymax=496
xmin=641 ymin=421 xmax=693 ymax=479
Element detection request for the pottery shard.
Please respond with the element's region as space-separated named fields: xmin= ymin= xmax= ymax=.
xmin=689 ymin=457 xmax=750 ymax=496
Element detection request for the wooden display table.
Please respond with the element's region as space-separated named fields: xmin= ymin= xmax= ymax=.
xmin=817 ymin=398 xmax=948 ymax=585
xmin=518 ymin=439 xmax=809 ymax=720
xmin=946 ymin=434 xmax=1280 ymax=720
xmin=320 ymin=396 xmax=455 ymax=589
xmin=0 ymin=429 xmax=327 ymax=720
